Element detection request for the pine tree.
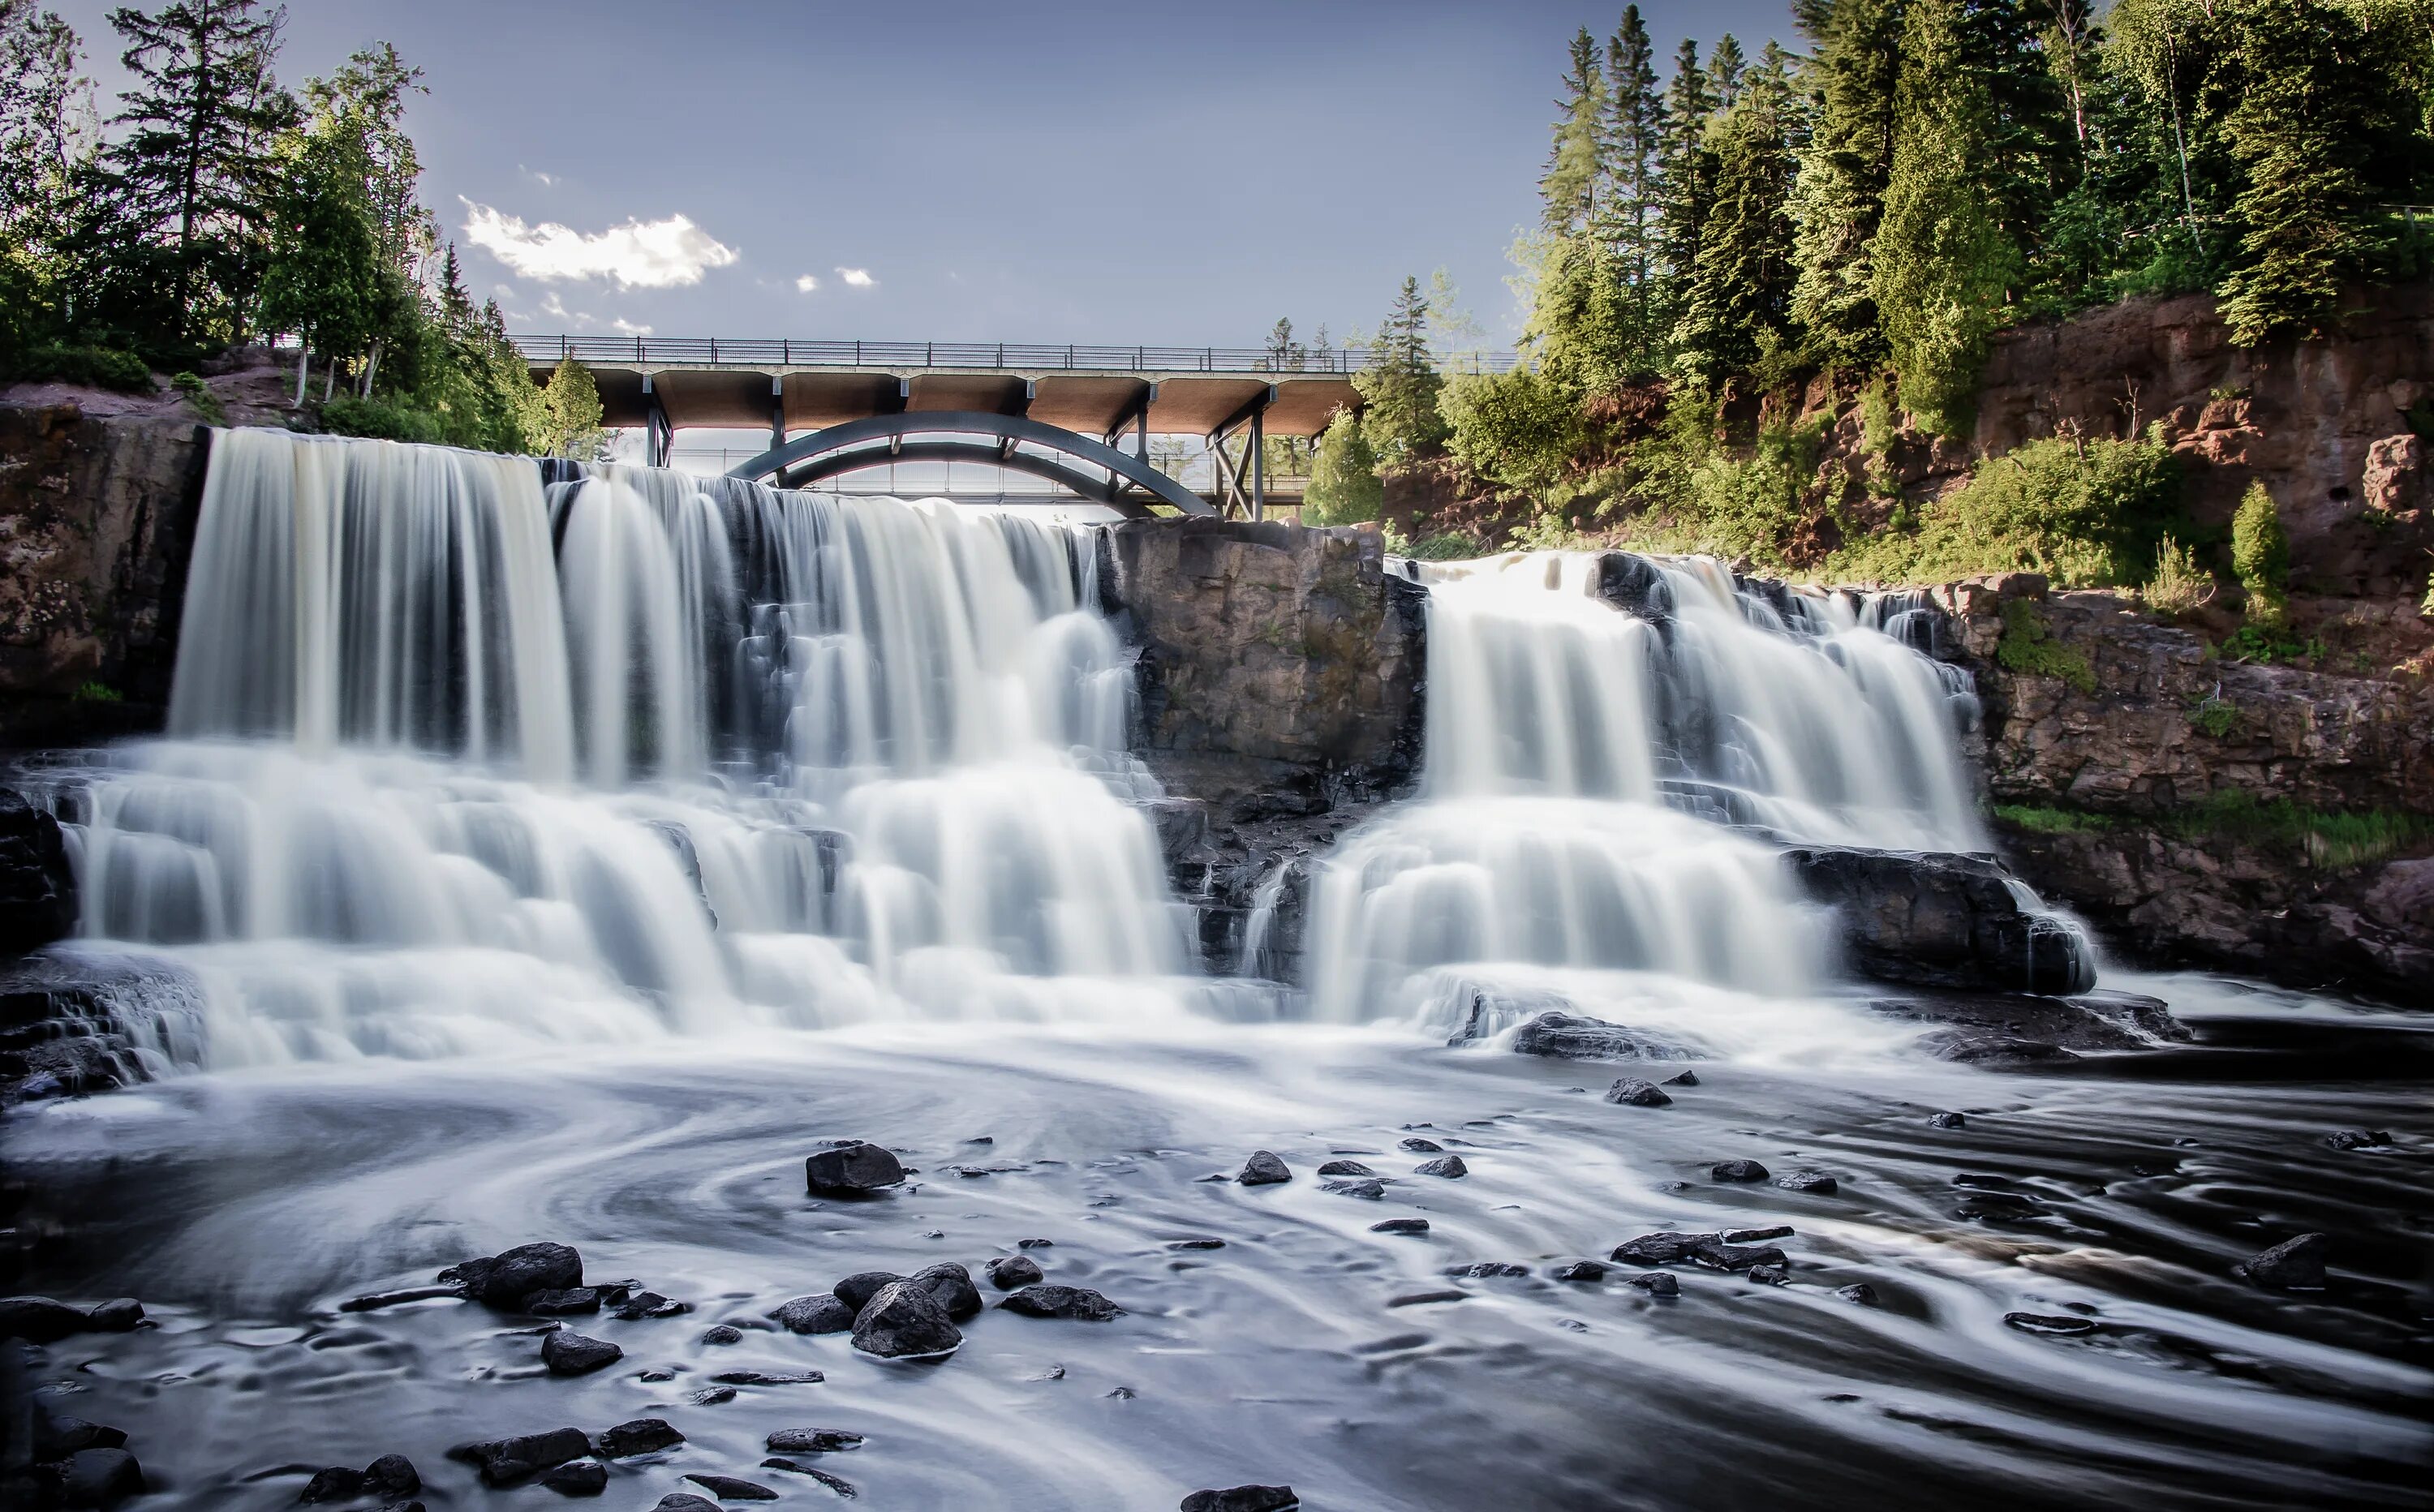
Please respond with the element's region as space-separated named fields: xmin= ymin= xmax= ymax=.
xmin=72 ymin=0 xmax=288 ymax=348
xmin=1540 ymin=28 xmax=1606 ymax=235
xmin=1304 ymin=406 xmax=1383 ymax=525
xmin=1965 ymin=0 xmax=2076 ymax=273
xmin=1654 ymin=38 xmax=1717 ymax=338
xmin=1706 ymin=33 xmax=1747 ymax=113
xmin=1601 ymin=4 xmax=1664 ymax=367
xmin=1263 ymin=316 xmax=1306 ymax=372
xmin=1788 ymin=0 xmax=1904 ymax=373
xmin=1875 ymin=0 xmax=2016 ymax=435
xmin=1355 ymin=276 xmax=1447 ymax=463
xmin=1675 ymin=44 xmax=1800 ymax=390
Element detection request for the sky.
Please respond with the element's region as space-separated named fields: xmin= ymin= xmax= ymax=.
xmin=50 ymin=0 xmax=1800 ymax=354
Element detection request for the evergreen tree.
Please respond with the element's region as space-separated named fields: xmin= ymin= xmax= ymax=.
xmin=1263 ymin=316 xmax=1306 ymax=372
xmin=0 ymin=0 xmax=88 ymax=355
xmin=73 ymin=0 xmax=289 ymax=348
xmin=538 ymin=354 xmax=607 ymax=460
xmin=1875 ymin=0 xmax=2015 ymax=435
xmin=1965 ymin=0 xmax=2076 ymax=273
xmin=1788 ymin=0 xmax=1904 ymax=372
xmin=1541 ymin=28 xmax=1606 ymax=234
xmin=1601 ymin=5 xmax=1664 ymax=367
xmin=1654 ymin=38 xmax=1717 ymax=335
xmin=1675 ymin=44 xmax=1800 ymax=391
xmin=1706 ymin=32 xmax=1747 ymax=112
xmin=1304 ymin=406 xmax=1383 ymax=525
xmin=2230 ymin=479 xmax=2289 ymax=625
xmin=1355 ymin=276 xmax=1447 ymax=462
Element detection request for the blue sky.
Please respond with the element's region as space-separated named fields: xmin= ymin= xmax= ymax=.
xmin=54 ymin=0 xmax=1796 ymax=350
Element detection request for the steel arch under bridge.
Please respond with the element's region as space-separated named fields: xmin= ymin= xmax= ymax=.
xmin=724 ymin=411 xmax=1213 ymax=518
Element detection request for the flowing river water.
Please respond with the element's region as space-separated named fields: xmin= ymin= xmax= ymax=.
xmin=4 ymin=430 xmax=2428 ymax=1510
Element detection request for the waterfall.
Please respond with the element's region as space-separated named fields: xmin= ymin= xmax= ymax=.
xmin=1299 ymin=549 xmax=1993 ymax=1035
xmin=65 ymin=429 xmax=1195 ymax=1065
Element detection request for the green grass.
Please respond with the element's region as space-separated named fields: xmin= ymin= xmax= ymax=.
xmin=1993 ymin=803 xmax=2118 ymax=834
xmin=1999 ymin=794 xmax=2432 ymax=870
xmin=1993 ymin=599 xmax=2097 ymax=693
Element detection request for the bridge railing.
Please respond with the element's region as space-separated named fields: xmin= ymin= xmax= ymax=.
xmin=511 ymin=333 xmax=1519 ymax=376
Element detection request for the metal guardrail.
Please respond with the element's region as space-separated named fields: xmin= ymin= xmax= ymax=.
xmin=511 ymin=333 xmax=1519 ymax=376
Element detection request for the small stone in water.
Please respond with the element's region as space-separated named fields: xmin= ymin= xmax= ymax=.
xmin=1181 ymin=1487 xmax=1301 ymax=1512
xmin=685 ymin=1473 xmax=779 ymax=1500
xmin=1237 ymin=1150 xmax=1292 ymax=1185
xmin=1625 ymin=1271 xmax=1680 ymax=1296
xmin=987 ymin=1255 xmax=1046 ymax=1289
xmin=805 ymin=1140 xmax=905 ymax=1194
xmin=1775 ymin=1169 xmax=1839 ymax=1195
xmin=538 ymin=1460 xmax=606 ymax=1497
xmin=540 ymin=1330 xmax=621 ymax=1376
xmin=85 ymin=1298 xmax=145 ymax=1332
xmin=851 ymin=1281 xmax=964 ymax=1357
xmin=1387 ymin=1290 xmax=1469 ymax=1307
xmin=1929 ymin=1111 xmax=1967 ymax=1129
xmin=1400 ymin=1137 xmax=1444 ymax=1153
xmin=300 ymin=1467 xmax=363 ymax=1502
xmin=761 ymin=1459 xmax=859 ymax=1497
xmin=1604 ymin=1078 xmax=1671 ymax=1107
xmin=1168 ymin=1237 xmax=1227 ymax=1250
xmin=1725 ymin=1226 xmax=1793 ymax=1244
xmin=1323 ymin=1178 xmax=1386 ymax=1199
xmin=1454 ymin=1262 xmax=1529 ymax=1278
xmin=1710 ymin=1159 xmax=1770 ymax=1183
xmin=1414 ymin=1155 xmax=1469 ymax=1179
xmin=1662 ymin=1069 xmax=1700 ymax=1086
xmin=639 ymin=1368 xmax=675 ymax=1381
xmin=1370 ymin=1218 xmax=1430 ymax=1235
xmin=1836 ymin=1283 xmax=1880 ymax=1306
xmin=1747 ymin=1263 xmax=1790 ymax=1285
xmin=595 ymin=1418 xmax=685 ymax=1458
xmin=713 ymin=1369 xmax=824 ymax=1385
xmin=1551 ymin=1261 xmax=1607 ymax=1282
xmin=1317 ymin=1159 xmax=1377 ymax=1177
xmin=654 ymin=1497 xmax=721 ymax=1512
xmin=773 ymin=1294 xmax=855 ymax=1334
xmin=999 ymin=1284 xmax=1122 ymax=1321
xmin=448 ymin=1427 xmax=592 ymax=1484
xmin=690 ymin=1386 xmax=737 ymax=1405
xmin=1608 ymin=1231 xmax=1718 ymax=1265
xmin=700 ymin=1324 xmax=743 ymax=1345
xmin=2237 ymin=1232 xmax=2329 ymax=1290
xmin=613 ymin=1291 xmax=687 ymax=1321
xmin=2004 ymin=1312 xmax=2096 ymax=1336
xmin=1017 ymin=1237 xmax=1056 ymax=1248
xmin=2325 ymin=1129 xmax=2389 ymax=1151
xmin=765 ymin=1428 xmax=866 ymax=1454
xmin=526 ymin=1287 xmax=600 ymax=1317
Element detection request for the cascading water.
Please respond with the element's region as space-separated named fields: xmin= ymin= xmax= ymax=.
xmin=1297 ymin=548 xmax=2008 ymax=1041
xmin=49 ymin=428 xmax=1197 ymax=1065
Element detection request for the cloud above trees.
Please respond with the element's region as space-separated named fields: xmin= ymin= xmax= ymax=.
xmin=460 ymin=200 xmax=738 ymax=289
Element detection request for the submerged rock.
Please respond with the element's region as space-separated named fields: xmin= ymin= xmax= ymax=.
xmin=2237 ymin=1232 xmax=2329 ymax=1291
xmin=447 ymin=1427 xmax=591 ymax=1484
xmin=594 ymin=1419 xmax=685 ymax=1458
xmin=761 ymin=1458 xmax=858 ymax=1497
xmin=985 ymin=1256 xmax=1045 ymax=1290
xmin=1709 ymin=1160 xmax=1770 ymax=1183
xmin=1835 ymin=1283 xmax=1880 ymax=1306
xmin=300 ymin=1467 xmax=363 ymax=1502
xmin=765 ymin=1428 xmax=865 ymax=1454
xmin=805 ymin=1140 xmax=905 ymax=1194
xmin=1413 ymin=1155 xmax=1469 ymax=1179
xmin=999 ymin=1284 xmax=1123 ymax=1321
xmin=58 ymin=1447 xmax=144 ymax=1508
xmin=1928 ymin=1111 xmax=1967 ymax=1128
xmin=1370 ymin=1218 xmax=1430 ymax=1235
xmin=1692 ymin=1242 xmax=1788 ymax=1273
xmin=851 ymin=1280 xmax=963 ymax=1357
xmin=773 ymin=1294 xmax=856 ymax=1334
xmin=1775 ymin=1169 xmax=1839 ymax=1195
xmin=538 ymin=1459 xmax=606 ymax=1496
xmin=1725 ymin=1226 xmax=1793 ymax=1244
xmin=653 ymin=1497 xmax=721 ymax=1512
xmin=1236 ymin=1150 xmax=1292 ymax=1185
xmin=540 ymin=1331 xmax=621 ymax=1376
xmin=1623 ymin=1272 xmax=1679 ymax=1296
xmin=2324 ymin=1128 xmax=2391 ymax=1151
xmin=1506 ymin=1009 xmax=1703 ymax=1062
xmin=1181 ymin=1487 xmax=1300 ymax=1512
xmin=1317 ymin=1159 xmax=1377 ymax=1177
xmin=1604 ymin=1077 xmax=1671 ymax=1107
xmin=1322 ymin=1178 xmax=1386 ymax=1199
xmin=713 ymin=1370 xmax=824 ymax=1385
xmin=2003 ymin=1312 xmax=2096 ymax=1337
xmin=684 ymin=1474 xmax=778 ymax=1501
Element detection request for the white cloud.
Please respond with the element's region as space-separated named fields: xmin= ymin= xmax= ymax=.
xmin=794 ymin=273 xmax=820 ymax=294
xmin=611 ymin=317 xmax=653 ymax=336
xmin=460 ymin=198 xmax=739 ymax=290
xmin=835 ymin=267 xmax=875 ymax=288
xmin=520 ymin=165 xmax=559 ymax=187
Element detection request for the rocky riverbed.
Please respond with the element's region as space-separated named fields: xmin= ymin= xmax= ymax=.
xmin=4 ymin=977 xmax=2427 ymax=1510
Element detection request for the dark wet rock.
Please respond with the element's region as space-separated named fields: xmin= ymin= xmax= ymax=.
xmin=58 ymin=1448 xmax=144 ymax=1507
xmin=1726 ymin=1226 xmax=1794 ymax=1243
xmin=851 ymin=1280 xmax=964 ymax=1357
xmin=1775 ymin=1169 xmax=1840 ymax=1195
xmin=33 ymin=1415 xmax=127 ymax=1458
xmin=1926 ymin=1033 xmax=2077 ymax=1065
xmin=762 ymin=1458 xmax=860 ymax=1496
xmin=1453 ymin=1262 xmax=1529 ymax=1278
xmin=1236 ymin=1150 xmax=1292 ymax=1185
xmin=1710 ymin=1159 xmax=1770 ymax=1183
xmin=2325 ymin=1128 xmax=2392 ymax=1151
xmin=1836 ymin=1283 xmax=1881 ymax=1306
xmin=1624 ymin=1272 xmax=1680 ymax=1297
xmin=1610 ymin=1232 xmax=1720 ymax=1265
xmin=1604 ymin=1077 xmax=1671 ymax=1107
xmin=1370 ymin=1218 xmax=1430 ymax=1235
xmin=690 ymin=1386 xmax=738 ymax=1406
xmin=0 ymin=790 xmax=75 ymax=957
xmin=1017 ymin=1237 xmax=1055 ymax=1248
xmin=1747 ymin=1263 xmax=1791 ymax=1285
xmin=1387 ymin=1290 xmax=1469 ymax=1307
xmin=1692 ymin=1242 xmax=1788 ymax=1273
xmin=611 ymin=1291 xmax=687 ymax=1321
xmin=1552 ymin=1261 xmax=1608 ymax=1282
xmin=2004 ymin=1312 xmax=2096 ymax=1336
xmin=84 ymin=1298 xmax=143 ymax=1332
xmin=526 ymin=1287 xmax=599 ymax=1317
xmin=832 ymin=1272 xmax=904 ymax=1312
xmin=540 ymin=1331 xmax=621 ymax=1376
xmin=1317 ymin=1159 xmax=1377 ymax=1177
xmin=999 ymin=1284 xmax=1123 ymax=1321
xmin=448 ymin=1427 xmax=591 ymax=1484
xmin=593 ymin=1419 xmax=684 ymax=1458
xmin=984 ymin=1256 xmax=1044 ymax=1290
xmin=639 ymin=1368 xmax=675 ymax=1382
xmin=1413 ymin=1154 xmax=1469 ymax=1179
xmin=805 ymin=1140 xmax=905 ymax=1194
xmin=699 ymin=1324 xmax=743 ymax=1346
xmin=2237 ymin=1232 xmax=2329 ymax=1291
xmin=766 ymin=1428 xmax=866 ymax=1454
xmin=652 ymin=1497 xmax=720 ymax=1512
xmin=1506 ymin=1009 xmax=1704 ymax=1062
xmin=0 ymin=1296 xmax=98 ymax=1343
xmin=1662 ymin=1069 xmax=1699 ymax=1086
xmin=685 ymin=1474 xmax=779 ymax=1501
xmin=1875 ymin=988 xmax=2188 ymax=1063
xmin=1928 ymin=1111 xmax=1967 ymax=1128
xmin=1784 ymin=845 xmax=2096 ymax=994
xmin=537 ymin=1459 xmax=605 ymax=1496
xmin=340 ymin=1284 xmax=462 ymax=1312
xmin=1322 ymin=1178 xmax=1386 ymax=1199
xmin=1181 ymin=1487 xmax=1300 ymax=1512
xmin=300 ymin=1467 xmax=363 ymax=1503
xmin=1399 ymin=1137 xmax=1444 ymax=1153
xmin=361 ymin=1456 xmax=419 ymax=1498
xmin=773 ymin=1294 xmax=856 ymax=1334
xmin=713 ymin=1370 xmax=824 ymax=1385
xmin=1168 ymin=1237 xmax=1227 ymax=1251
xmin=450 ymin=1242 xmax=584 ymax=1310
xmin=911 ymin=1263 xmax=983 ymax=1321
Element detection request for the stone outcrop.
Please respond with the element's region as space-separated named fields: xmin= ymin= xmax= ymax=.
xmin=1782 ymin=844 xmax=2096 ymax=995
xmin=0 ymin=791 xmax=74 ymax=956
xmin=0 ymin=404 xmax=209 ymax=746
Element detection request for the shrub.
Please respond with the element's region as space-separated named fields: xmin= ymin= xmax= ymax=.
xmin=172 ymin=372 xmax=226 ymax=426
xmin=2168 ymin=793 xmax=2432 ymax=871
xmin=1679 ymin=416 xmax=1826 ymax=562
xmin=2 ymin=343 xmax=156 ymax=393
xmin=1380 ymin=522 xmax=1481 ymax=561
xmin=1304 ymin=407 xmax=1383 ymax=525
xmin=1992 ymin=804 xmax=2117 ymax=834
xmin=1994 ymin=599 xmax=2096 ymax=692
xmin=1829 ymin=430 xmax=2182 ymax=586
xmin=1439 ymin=367 xmax=1580 ymax=498
xmin=73 ymin=680 xmax=123 ymax=702
xmin=2189 ymin=692 xmax=2237 ymax=737
xmin=2141 ymin=535 xmax=2215 ymax=616
xmin=2230 ymin=482 xmax=2290 ymax=628
xmin=320 ymin=394 xmax=445 ymax=445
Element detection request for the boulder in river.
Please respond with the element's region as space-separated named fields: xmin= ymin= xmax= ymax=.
xmin=450 ymin=1242 xmax=583 ymax=1310
xmin=832 ymin=1271 xmax=904 ymax=1311
xmin=58 ymin=1447 xmax=144 ymax=1508
xmin=0 ymin=1295 xmax=105 ymax=1344
xmin=1399 ymin=1137 xmax=1444 ymax=1153
xmin=1370 ymin=1218 xmax=1430 ymax=1235
xmin=1551 ymin=1261 xmax=1608 ymax=1282
xmin=1725 ymin=1226 xmax=1793 ymax=1244
xmin=1236 ymin=1150 xmax=1292 ymax=1185
xmin=1604 ymin=1077 xmax=1671 ymax=1107
xmin=2236 ymin=1232 xmax=2329 ymax=1291
xmin=999 ymin=1284 xmax=1123 ymax=1321
xmin=540 ymin=1330 xmax=621 ymax=1376
xmin=1873 ymin=986 xmax=2190 ymax=1062
xmin=446 ymin=1427 xmax=591 ymax=1484
xmin=1322 ymin=1177 xmax=1387 ymax=1199
xmin=1413 ymin=1154 xmax=1469 ymax=1179
xmin=2324 ymin=1129 xmax=2390 ymax=1151
xmin=766 ymin=1428 xmax=866 ymax=1454
xmin=1782 ymin=845 xmax=2096 ymax=995
xmin=1623 ymin=1272 xmax=1679 ymax=1296
xmin=805 ymin=1140 xmax=905 ymax=1194
xmin=1317 ymin=1159 xmax=1377 ymax=1177
xmin=985 ymin=1256 xmax=1044 ymax=1290
xmin=539 ymin=1459 xmax=606 ymax=1496
xmin=593 ymin=1419 xmax=685 ymax=1458
xmin=299 ymin=1467 xmax=363 ymax=1502
xmin=685 ymin=1473 xmax=778 ymax=1501
xmin=1609 ymin=1232 xmax=1718 ymax=1265
xmin=1775 ymin=1169 xmax=1839 ymax=1195
xmin=1710 ymin=1159 xmax=1770 ymax=1183
xmin=852 ymin=1279 xmax=964 ymax=1357
xmin=654 ymin=1497 xmax=721 ymax=1512
xmin=772 ymin=1294 xmax=855 ymax=1334
xmin=1505 ymin=1009 xmax=1705 ymax=1062
xmin=0 ymin=790 xmax=75 ymax=957
xmin=1181 ymin=1487 xmax=1301 ymax=1512
xmin=912 ymin=1262 xmax=984 ymax=1321
xmin=699 ymin=1324 xmax=743 ymax=1346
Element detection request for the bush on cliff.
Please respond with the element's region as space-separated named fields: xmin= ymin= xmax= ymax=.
xmin=319 ymin=393 xmax=445 ymax=445
xmin=1439 ymin=367 xmax=1581 ymax=499
xmin=0 ymin=342 xmax=156 ymax=393
xmin=1829 ymin=430 xmax=2182 ymax=586
xmin=2231 ymin=481 xmax=2291 ymax=626
xmin=1305 ymin=408 xmax=1383 ymax=525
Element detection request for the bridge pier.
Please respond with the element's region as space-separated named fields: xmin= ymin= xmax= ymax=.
xmin=1207 ymin=385 xmax=1274 ymax=522
xmin=643 ymin=376 xmax=673 ymax=468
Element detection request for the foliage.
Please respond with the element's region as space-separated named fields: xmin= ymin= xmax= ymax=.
xmin=1673 ymin=45 xmax=1798 ymax=393
xmin=531 ymin=355 xmax=607 ymax=460
xmin=2165 ymin=791 xmax=2433 ymax=870
xmin=1439 ymin=367 xmax=1580 ymax=498
xmin=1304 ymin=407 xmax=1383 ymax=526
xmin=1401 ymin=531 xmax=1482 ymax=561
xmin=2141 ymin=535 xmax=2214 ymax=615
xmin=171 ymin=369 xmax=222 ymax=423
xmin=2188 ymin=692 xmax=2238 ymax=737
xmin=319 ymin=393 xmax=442 ymax=444
xmin=1787 ymin=0 xmax=1903 ymax=374
xmin=71 ymin=678 xmax=122 ymax=702
xmin=1992 ymin=599 xmax=2098 ymax=693
xmin=1992 ymin=803 xmax=2117 ymax=834
xmin=1830 ymin=432 xmax=2182 ymax=586
xmin=1353 ymin=276 xmax=1447 ymax=463
xmin=2230 ymin=480 xmax=2290 ymax=626
xmin=1 ymin=341 xmax=153 ymax=391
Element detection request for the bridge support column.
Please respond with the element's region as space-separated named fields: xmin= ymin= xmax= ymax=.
xmin=769 ymin=376 xmax=785 ymax=454
xmin=643 ymin=374 xmax=671 ymax=468
xmin=1206 ymin=384 xmax=1275 ymax=522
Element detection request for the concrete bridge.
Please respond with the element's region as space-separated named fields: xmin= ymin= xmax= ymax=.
xmin=515 ymin=334 xmax=1515 ymax=518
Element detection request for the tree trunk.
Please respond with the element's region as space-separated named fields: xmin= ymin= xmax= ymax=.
xmin=294 ymin=342 xmax=310 ymax=406
xmin=325 ymin=359 xmax=337 ymax=402
xmin=361 ymin=341 xmax=382 ymax=399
